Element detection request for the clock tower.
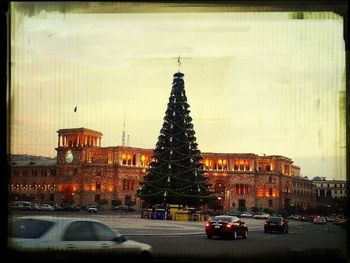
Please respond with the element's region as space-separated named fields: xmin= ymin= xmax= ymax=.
xmin=55 ymin=128 xmax=103 ymax=202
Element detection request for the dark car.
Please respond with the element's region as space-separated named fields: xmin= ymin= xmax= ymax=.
xmin=205 ymin=215 xmax=248 ymax=240
xmin=264 ymin=216 xmax=289 ymax=234
xmin=61 ymin=202 xmax=80 ymax=212
xmin=113 ymin=205 xmax=135 ymax=212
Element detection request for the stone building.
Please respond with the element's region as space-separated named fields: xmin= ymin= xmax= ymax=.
xmin=311 ymin=177 xmax=348 ymax=214
xmin=9 ymin=127 xmax=314 ymax=212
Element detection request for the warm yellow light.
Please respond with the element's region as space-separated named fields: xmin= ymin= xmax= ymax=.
xmin=205 ymin=160 xmax=209 ymax=166
xmin=218 ymin=159 xmax=222 ymax=164
xmin=223 ymin=160 xmax=227 ymax=165
xmin=122 ymin=154 xmax=126 ymax=159
xmin=141 ymin=155 xmax=146 ymax=161
xmin=91 ymin=185 xmax=96 ymax=191
xmin=108 ymin=185 xmax=113 ymax=192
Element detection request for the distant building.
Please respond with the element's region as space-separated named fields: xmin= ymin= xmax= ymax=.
xmin=9 ymin=127 xmax=314 ymax=212
xmin=311 ymin=176 xmax=348 ymax=214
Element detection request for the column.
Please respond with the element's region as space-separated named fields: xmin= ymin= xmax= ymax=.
xmin=58 ymin=135 xmax=61 ymax=147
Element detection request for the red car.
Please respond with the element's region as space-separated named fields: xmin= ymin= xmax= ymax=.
xmin=205 ymin=215 xmax=248 ymax=240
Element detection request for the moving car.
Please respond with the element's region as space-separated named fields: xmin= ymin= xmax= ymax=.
xmin=205 ymin=215 xmax=248 ymax=240
xmin=264 ymin=216 xmax=289 ymax=234
xmin=8 ymin=216 xmax=153 ymax=259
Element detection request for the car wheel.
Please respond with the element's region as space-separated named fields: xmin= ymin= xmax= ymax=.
xmin=232 ymin=230 xmax=237 ymax=240
xmin=242 ymin=229 xmax=248 ymax=239
xmin=140 ymin=251 xmax=152 ymax=261
xmin=207 ymin=234 xmax=212 ymax=239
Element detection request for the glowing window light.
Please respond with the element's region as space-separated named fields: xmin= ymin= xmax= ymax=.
xmin=141 ymin=155 xmax=146 ymax=161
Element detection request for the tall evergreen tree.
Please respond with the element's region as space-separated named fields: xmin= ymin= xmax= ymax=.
xmin=137 ymin=72 xmax=213 ymax=208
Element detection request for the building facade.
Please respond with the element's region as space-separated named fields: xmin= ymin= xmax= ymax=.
xmin=9 ymin=127 xmax=314 ymax=212
xmin=311 ymin=177 xmax=348 ymax=214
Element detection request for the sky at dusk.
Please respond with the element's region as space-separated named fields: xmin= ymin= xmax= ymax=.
xmin=10 ymin=3 xmax=346 ymax=180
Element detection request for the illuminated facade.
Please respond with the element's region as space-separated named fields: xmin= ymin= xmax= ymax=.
xmin=9 ymin=127 xmax=314 ymax=212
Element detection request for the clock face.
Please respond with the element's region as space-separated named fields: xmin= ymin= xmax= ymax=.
xmin=65 ymin=152 xmax=74 ymax=164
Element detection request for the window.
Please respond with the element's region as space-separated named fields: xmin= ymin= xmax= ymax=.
xmin=266 ymin=165 xmax=271 ymax=171
xmin=8 ymin=219 xmax=54 ymax=239
xmin=234 ymin=164 xmax=238 ymax=171
xmin=96 ymin=181 xmax=101 ymax=190
xmin=95 ymin=194 xmax=101 ymax=202
xmin=91 ymin=222 xmax=116 ymax=241
xmin=238 ymin=199 xmax=245 ymax=208
xmin=74 ymin=168 xmax=78 ymax=176
xmin=63 ymin=221 xmax=96 ymax=241
xmin=96 ymin=170 xmax=101 ymax=176
xmin=132 ymin=154 xmax=136 ymax=166
xmin=284 ymin=164 xmax=290 ymax=174
xmin=269 ymin=188 xmax=273 ymax=196
xmin=268 ymin=199 xmax=273 ymax=207
xmin=239 ymin=164 xmax=244 ymax=170
xmin=245 ymin=164 xmax=250 ymax=171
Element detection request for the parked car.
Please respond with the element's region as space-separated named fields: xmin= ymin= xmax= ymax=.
xmin=333 ymin=216 xmax=348 ymax=225
xmin=87 ymin=204 xmax=99 ymax=213
xmin=61 ymin=202 xmax=80 ymax=212
xmin=264 ymin=216 xmax=289 ymax=234
xmin=205 ymin=215 xmax=248 ymax=240
xmin=240 ymin=213 xmax=253 ymax=218
xmin=253 ymin=213 xmax=270 ymax=219
xmin=313 ymin=216 xmax=327 ymax=225
xmin=113 ymin=205 xmax=135 ymax=212
xmin=8 ymin=216 xmax=153 ymax=259
xmin=39 ymin=203 xmax=55 ymax=211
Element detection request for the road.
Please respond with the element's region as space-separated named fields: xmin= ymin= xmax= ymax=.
xmin=9 ymin=211 xmax=348 ymax=262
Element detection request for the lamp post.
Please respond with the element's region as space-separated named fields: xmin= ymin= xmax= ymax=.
xmin=164 ymin=190 xmax=167 ymax=220
xmin=218 ymin=196 xmax=223 ymax=214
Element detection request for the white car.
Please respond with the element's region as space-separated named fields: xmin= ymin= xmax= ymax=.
xmin=253 ymin=213 xmax=270 ymax=219
xmin=240 ymin=213 xmax=253 ymax=218
xmin=39 ymin=204 xmax=55 ymax=211
xmin=87 ymin=204 xmax=99 ymax=213
xmin=8 ymin=216 xmax=153 ymax=259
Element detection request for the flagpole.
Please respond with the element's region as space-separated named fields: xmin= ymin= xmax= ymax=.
xmin=73 ymin=106 xmax=77 ymax=128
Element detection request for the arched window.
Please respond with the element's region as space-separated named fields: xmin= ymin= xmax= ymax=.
xmin=96 ymin=181 xmax=101 ymax=190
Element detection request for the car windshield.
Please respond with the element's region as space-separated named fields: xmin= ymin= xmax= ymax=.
xmin=8 ymin=219 xmax=54 ymax=239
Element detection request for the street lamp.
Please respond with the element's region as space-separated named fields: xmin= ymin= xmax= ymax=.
xmin=164 ymin=190 xmax=167 ymax=220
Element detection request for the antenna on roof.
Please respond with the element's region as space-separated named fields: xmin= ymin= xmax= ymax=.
xmin=122 ymin=112 xmax=126 ymax=146
xmin=127 ymin=134 xmax=130 ymax=147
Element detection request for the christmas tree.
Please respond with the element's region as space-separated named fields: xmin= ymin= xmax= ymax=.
xmin=137 ymin=71 xmax=213 ymax=208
